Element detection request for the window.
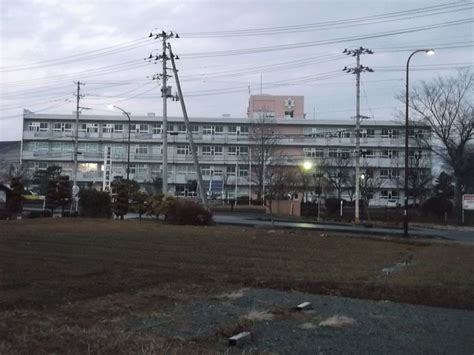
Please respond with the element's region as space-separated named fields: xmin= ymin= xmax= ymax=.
xmin=340 ymin=149 xmax=351 ymax=159
xmin=177 ymin=145 xmax=191 ymax=155
xmin=284 ymin=110 xmax=294 ymax=118
xmin=366 ymin=129 xmax=375 ymax=138
xmin=202 ymin=146 xmax=223 ymax=156
xmin=229 ymin=126 xmax=249 ymax=136
xmin=227 ymin=166 xmax=236 ymax=176
xmin=53 ymin=122 xmax=72 ymax=132
xmin=39 ymin=122 xmax=49 ymax=132
xmin=201 ymin=165 xmax=211 ymax=176
xmin=228 ymin=146 xmax=248 ymax=155
xmin=380 ymin=169 xmax=399 ymax=179
xmin=114 ymin=124 xmax=123 ymax=133
xmin=130 ymin=124 xmax=149 ymax=133
xmin=238 ymin=166 xmax=249 ymax=177
xmin=129 ymin=164 xmax=147 ymax=175
xmin=381 ymin=150 xmax=399 ymax=159
xmin=202 ymin=125 xmax=223 ymax=135
xmin=152 ymin=124 xmax=162 ymax=134
xmin=303 ymin=148 xmax=325 ymax=158
xmin=78 ymin=143 xmax=99 ymax=153
xmin=308 ymin=127 xmax=318 ymax=138
xmin=80 ymin=123 xmax=98 ymax=133
xmin=338 ymin=130 xmax=351 ymax=138
xmin=51 ymin=142 xmax=62 ymax=152
xmin=37 ymin=142 xmax=49 ymax=151
xmin=177 ymin=124 xmax=187 ymax=134
xmin=213 ymin=168 xmax=224 ymax=176
xmin=361 ymin=149 xmax=376 ymax=158
xmin=381 ymin=129 xmax=400 ymax=139
xmin=28 ymin=122 xmax=40 ymax=131
xmin=102 ymin=124 xmax=114 ymax=133
xmin=135 ymin=144 xmax=148 ymax=154
xmin=328 ymin=149 xmax=338 ymax=158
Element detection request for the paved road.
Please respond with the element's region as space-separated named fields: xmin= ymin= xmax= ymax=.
xmin=213 ymin=213 xmax=474 ymax=243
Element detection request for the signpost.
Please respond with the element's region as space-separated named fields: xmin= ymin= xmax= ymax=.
xmin=462 ymin=194 xmax=474 ymax=224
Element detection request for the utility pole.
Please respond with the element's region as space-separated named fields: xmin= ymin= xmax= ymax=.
xmin=72 ymin=81 xmax=85 ymax=212
xmin=343 ymin=47 xmax=373 ymax=224
xmin=168 ymin=43 xmax=208 ymax=209
xmin=148 ymin=30 xmax=179 ymax=195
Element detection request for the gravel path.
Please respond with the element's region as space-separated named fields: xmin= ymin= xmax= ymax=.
xmin=124 ymin=288 xmax=474 ymax=354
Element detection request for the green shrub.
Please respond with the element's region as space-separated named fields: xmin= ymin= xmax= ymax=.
xmin=78 ymin=190 xmax=112 ymax=218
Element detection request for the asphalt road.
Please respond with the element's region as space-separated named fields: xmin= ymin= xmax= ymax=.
xmin=213 ymin=213 xmax=474 ymax=243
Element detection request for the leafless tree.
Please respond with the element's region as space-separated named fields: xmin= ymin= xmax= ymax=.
xmin=402 ymin=70 xmax=473 ymax=216
xmin=319 ymin=155 xmax=353 ymax=200
xmin=264 ymin=156 xmax=298 ymax=225
xmin=249 ymin=112 xmax=280 ymax=202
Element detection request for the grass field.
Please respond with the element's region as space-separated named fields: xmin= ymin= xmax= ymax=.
xmin=1 ymin=219 xmax=473 ymax=353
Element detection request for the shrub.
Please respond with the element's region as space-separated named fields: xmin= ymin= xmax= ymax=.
xmin=325 ymin=197 xmax=343 ymax=216
xmin=422 ymin=196 xmax=453 ymax=218
xmin=165 ymin=198 xmax=213 ymax=225
xmin=78 ymin=189 xmax=112 ymax=218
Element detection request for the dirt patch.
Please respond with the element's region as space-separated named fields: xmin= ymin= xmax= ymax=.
xmin=0 ymin=219 xmax=473 ymax=352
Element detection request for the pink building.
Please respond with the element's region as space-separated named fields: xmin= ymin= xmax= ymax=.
xmin=247 ymin=94 xmax=305 ymax=119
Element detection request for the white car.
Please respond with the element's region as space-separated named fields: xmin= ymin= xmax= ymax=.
xmin=386 ymin=199 xmax=399 ymax=208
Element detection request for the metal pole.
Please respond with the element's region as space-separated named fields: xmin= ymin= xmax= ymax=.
xmin=72 ymin=81 xmax=83 ymax=212
xmin=162 ymin=36 xmax=169 ymax=195
xmin=168 ymin=43 xmax=208 ymax=209
xmin=404 ymin=51 xmax=418 ymax=237
xmin=354 ymin=52 xmax=361 ymax=224
xmin=249 ymin=147 xmax=252 ymax=206
xmin=112 ymin=106 xmax=131 ymax=182
xmin=403 ymin=49 xmax=434 ymax=237
xmin=235 ymin=160 xmax=238 ymax=207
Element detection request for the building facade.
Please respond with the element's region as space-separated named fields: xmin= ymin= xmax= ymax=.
xmin=247 ymin=95 xmax=305 ymax=119
xmin=21 ymin=108 xmax=431 ymax=206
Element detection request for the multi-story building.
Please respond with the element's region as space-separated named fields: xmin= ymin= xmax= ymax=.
xmin=21 ymin=103 xmax=431 ymax=206
xmin=247 ymin=94 xmax=304 ymax=119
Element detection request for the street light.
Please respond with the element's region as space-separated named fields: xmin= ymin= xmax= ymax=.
xmin=303 ymin=160 xmax=313 ymax=171
xmin=107 ymin=104 xmax=131 ymax=182
xmin=404 ymin=49 xmax=434 ymax=237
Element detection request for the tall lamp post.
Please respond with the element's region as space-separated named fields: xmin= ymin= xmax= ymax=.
xmin=404 ymin=49 xmax=434 ymax=237
xmin=108 ymin=105 xmax=131 ymax=182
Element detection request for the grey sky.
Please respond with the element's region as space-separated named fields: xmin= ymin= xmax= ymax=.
xmin=0 ymin=0 xmax=473 ymax=141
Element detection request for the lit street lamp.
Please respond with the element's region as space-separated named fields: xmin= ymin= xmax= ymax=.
xmin=108 ymin=105 xmax=131 ymax=182
xmin=404 ymin=49 xmax=435 ymax=237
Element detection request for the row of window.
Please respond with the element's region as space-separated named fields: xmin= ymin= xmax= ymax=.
xmin=27 ymin=122 xmax=251 ymax=135
xmin=303 ymin=148 xmax=428 ymax=159
xmin=304 ymin=127 xmax=429 ymax=139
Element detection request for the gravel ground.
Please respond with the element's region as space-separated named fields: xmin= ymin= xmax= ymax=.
xmin=125 ymin=288 xmax=474 ymax=354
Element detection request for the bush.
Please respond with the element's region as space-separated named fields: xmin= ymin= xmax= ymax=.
xmin=78 ymin=190 xmax=112 ymax=218
xmin=165 ymin=198 xmax=213 ymax=225
xmin=325 ymin=198 xmax=343 ymax=216
xmin=422 ymin=196 xmax=453 ymax=218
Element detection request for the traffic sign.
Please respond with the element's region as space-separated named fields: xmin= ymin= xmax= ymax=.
xmin=72 ymin=185 xmax=80 ymax=196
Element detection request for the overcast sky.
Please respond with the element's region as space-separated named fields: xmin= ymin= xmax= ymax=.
xmin=0 ymin=0 xmax=472 ymax=141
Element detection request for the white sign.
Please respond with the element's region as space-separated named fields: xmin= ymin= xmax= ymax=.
xmin=462 ymin=194 xmax=474 ymax=210
xmin=72 ymin=185 xmax=80 ymax=196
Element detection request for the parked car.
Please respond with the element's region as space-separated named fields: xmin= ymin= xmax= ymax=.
xmin=386 ymin=199 xmax=399 ymax=208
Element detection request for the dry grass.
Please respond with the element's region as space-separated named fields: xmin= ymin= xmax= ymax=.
xmin=0 ymin=218 xmax=473 ymax=352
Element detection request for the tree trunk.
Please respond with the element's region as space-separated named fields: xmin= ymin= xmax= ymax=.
xmin=454 ymin=175 xmax=463 ymax=221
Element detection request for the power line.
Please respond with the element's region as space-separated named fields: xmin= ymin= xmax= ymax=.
xmin=181 ymin=2 xmax=471 ymax=37
xmin=180 ymin=18 xmax=473 ymax=58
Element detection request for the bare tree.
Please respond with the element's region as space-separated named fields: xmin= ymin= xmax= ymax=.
xmin=249 ymin=112 xmax=280 ymax=202
xmin=264 ymin=157 xmax=298 ymax=226
xmin=319 ymin=155 xmax=353 ymax=200
xmin=403 ymin=70 xmax=473 ymax=216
